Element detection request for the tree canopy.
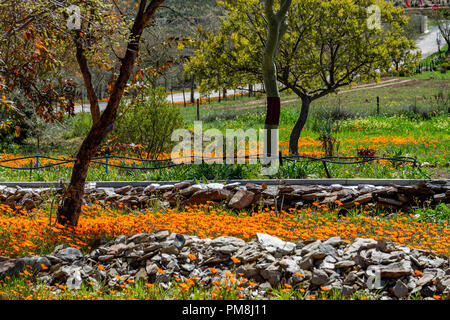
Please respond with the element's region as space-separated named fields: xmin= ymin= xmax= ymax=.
xmin=186 ymin=0 xmax=420 ymax=154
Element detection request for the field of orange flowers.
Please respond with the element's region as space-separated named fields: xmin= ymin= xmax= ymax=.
xmin=0 ymin=202 xmax=448 ymax=258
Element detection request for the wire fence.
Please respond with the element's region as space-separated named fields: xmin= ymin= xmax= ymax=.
xmin=0 ymin=152 xmax=425 ymax=179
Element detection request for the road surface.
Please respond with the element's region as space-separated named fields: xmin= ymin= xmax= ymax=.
xmin=414 ymin=25 xmax=447 ymax=59
xmin=74 ymin=84 xmax=263 ymax=114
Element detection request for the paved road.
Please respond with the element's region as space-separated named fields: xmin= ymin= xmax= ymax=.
xmin=414 ymin=25 xmax=446 ymax=59
xmin=74 ymin=84 xmax=264 ymax=114
xmin=74 ymin=26 xmax=446 ymax=113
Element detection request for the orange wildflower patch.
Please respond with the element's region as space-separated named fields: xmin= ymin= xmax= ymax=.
xmin=0 ymin=203 xmax=448 ymax=258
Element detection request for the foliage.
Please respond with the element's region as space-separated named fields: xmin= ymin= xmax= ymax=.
xmin=356 ymin=147 xmax=376 ymax=158
xmin=114 ymin=87 xmax=184 ymax=159
xmin=273 ymin=160 xmax=308 ymax=179
xmin=186 ymin=0 xmax=420 ymax=153
xmin=187 ymin=0 xmax=419 ymax=95
xmin=0 ymin=1 xmax=77 ymax=126
xmin=415 ymin=203 xmax=450 ymax=224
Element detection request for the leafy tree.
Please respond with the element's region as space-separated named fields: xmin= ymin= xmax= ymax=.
xmin=114 ymin=86 xmax=184 ymax=159
xmin=1 ymin=0 xmax=165 ymax=226
xmin=0 ymin=0 xmax=77 ymax=145
xmin=186 ymin=0 xmax=419 ymax=154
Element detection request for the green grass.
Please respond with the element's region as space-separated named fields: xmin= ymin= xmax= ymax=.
xmin=0 ymin=272 xmax=405 ymax=301
xmin=0 ymin=74 xmax=448 ymax=181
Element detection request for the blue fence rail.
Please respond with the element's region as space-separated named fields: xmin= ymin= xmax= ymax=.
xmin=0 ymin=153 xmax=424 ymax=179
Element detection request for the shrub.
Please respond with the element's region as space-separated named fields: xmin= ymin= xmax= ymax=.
xmin=311 ymin=112 xmax=341 ymax=157
xmin=440 ymin=62 xmax=450 ymax=73
xmin=356 ymin=147 xmax=376 ymax=158
xmin=114 ymin=87 xmax=184 ymax=159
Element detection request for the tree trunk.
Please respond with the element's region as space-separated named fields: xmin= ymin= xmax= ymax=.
xmin=263 ymin=101 xmax=280 ymax=158
xmin=56 ymin=0 xmax=164 ymax=226
xmin=190 ymin=75 xmax=195 ymax=104
xmin=262 ymin=0 xmax=291 ymax=158
xmin=289 ymin=97 xmax=311 ymax=155
xmin=56 ymin=123 xmax=109 ymax=225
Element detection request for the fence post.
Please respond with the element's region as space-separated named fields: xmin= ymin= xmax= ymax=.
xmin=105 ymin=153 xmax=109 ymax=175
xmin=36 ymin=153 xmax=39 ymax=170
xmin=322 ymin=160 xmax=331 ymax=178
xmin=376 ymin=96 xmax=380 ymax=115
xmin=196 ymin=99 xmax=200 ymax=121
xmin=279 ymin=151 xmax=283 ymax=167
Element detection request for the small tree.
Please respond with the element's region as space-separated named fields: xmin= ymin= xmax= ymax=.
xmin=1 ymin=0 xmax=166 ymax=226
xmin=114 ymin=86 xmax=184 ymax=159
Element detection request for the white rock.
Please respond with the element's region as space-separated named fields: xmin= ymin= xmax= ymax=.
xmin=256 ymin=233 xmax=295 ymax=254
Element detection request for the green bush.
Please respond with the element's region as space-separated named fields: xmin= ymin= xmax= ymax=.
xmin=71 ymin=113 xmax=93 ymax=138
xmin=114 ymin=87 xmax=184 ymax=159
xmin=440 ymin=62 xmax=450 ymax=73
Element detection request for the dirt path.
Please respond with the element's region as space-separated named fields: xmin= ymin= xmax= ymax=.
xmin=208 ymin=78 xmax=417 ymax=112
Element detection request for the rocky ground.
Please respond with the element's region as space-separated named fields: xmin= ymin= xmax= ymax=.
xmin=1 ymin=180 xmax=449 ymax=213
xmin=0 ymin=231 xmax=449 ymax=300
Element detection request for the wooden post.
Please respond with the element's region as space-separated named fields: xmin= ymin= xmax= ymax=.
xmin=182 ymin=87 xmax=186 ymax=107
xmin=190 ymin=76 xmax=195 ymax=104
xmin=196 ymin=99 xmax=200 ymax=121
xmin=376 ymin=96 xmax=380 ymax=115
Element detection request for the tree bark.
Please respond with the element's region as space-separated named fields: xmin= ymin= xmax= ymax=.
xmin=289 ymin=97 xmax=311 ymax=155
xmin=262 ymin=0 xmax=291 ymax=157
xmin=190 ymin=75 xmax=195 ymax=104
xmin=56 ymin=0 xmax=164 ymax=226
xmin=74 ymin=32 xmax=101 ymax=125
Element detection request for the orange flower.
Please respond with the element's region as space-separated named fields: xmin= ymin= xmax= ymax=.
xmin=231 ymin=257 xmax=241 ymax=264
xmin=209 ymin=267 xmax=218 ymax=274
xmin=188 ymin=253 xmax=197 ymax=261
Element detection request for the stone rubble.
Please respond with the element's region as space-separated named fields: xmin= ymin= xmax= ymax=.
xmin=0 ymin=232 xmax=448 ymax=300
xmin=0 ymin=180 xmax=448 ymax=213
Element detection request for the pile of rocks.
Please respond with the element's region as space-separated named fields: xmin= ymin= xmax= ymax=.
xmin=1 ymin=180 xmax=449 ymax=213
xmin=0 ymin=186 xmax=44 ymax=211
xmin=0 ymin=232 xmax=448 ymax=299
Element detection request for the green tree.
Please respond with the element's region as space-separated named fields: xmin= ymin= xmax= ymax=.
xmin=114 ymin=86 xmax=184 ymax=159
xmin=186 ymin=0 xmax=419 ymax=154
